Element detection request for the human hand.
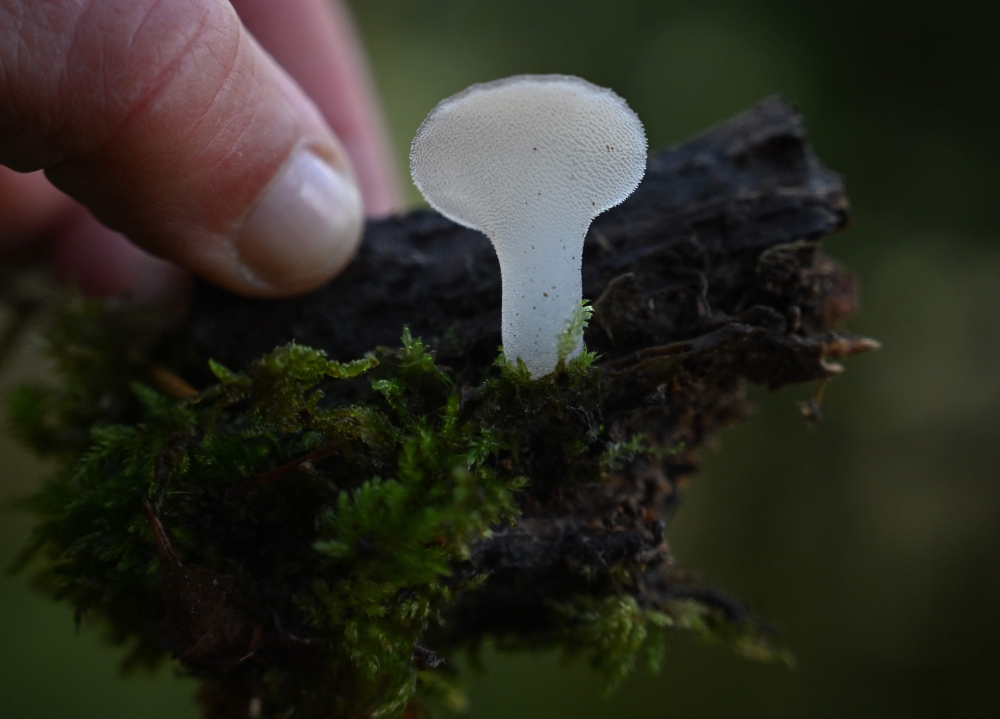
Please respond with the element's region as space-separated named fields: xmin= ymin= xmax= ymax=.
xmin=0 ymin=0 xmax=402 ymax=302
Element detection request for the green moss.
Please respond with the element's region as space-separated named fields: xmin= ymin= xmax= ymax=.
xmin=556 ymin=299 xmax=597 ymax=365
xmin=7 ymin=299 xmax=785 ymax=718
xmin=547 ymin=595 xmax=794 ymax=691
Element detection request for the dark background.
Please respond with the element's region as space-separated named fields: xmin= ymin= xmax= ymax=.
xmin=3 ymin=0 xmax=1000 ymax=716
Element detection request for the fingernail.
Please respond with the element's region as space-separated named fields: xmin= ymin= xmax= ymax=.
xmin=236 ymin=148 xmax=363 ymax=290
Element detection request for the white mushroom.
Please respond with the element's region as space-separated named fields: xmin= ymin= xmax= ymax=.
xmin=410 ymin=74 xmax=647 ymax=378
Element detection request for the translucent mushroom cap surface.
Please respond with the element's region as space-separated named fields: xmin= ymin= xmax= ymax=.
xmin=410 ymin=74 xmax=647 ymax=378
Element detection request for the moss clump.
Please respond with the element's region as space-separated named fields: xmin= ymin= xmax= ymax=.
xmin=8 ymin=299 xmax=783 ymax=719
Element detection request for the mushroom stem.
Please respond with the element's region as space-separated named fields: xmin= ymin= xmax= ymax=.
xmin=496 ymin=225 xmax=585 ymax=376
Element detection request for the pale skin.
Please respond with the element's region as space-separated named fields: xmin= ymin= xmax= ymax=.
xmin=0 ymin=0 xmax=403 ymax=303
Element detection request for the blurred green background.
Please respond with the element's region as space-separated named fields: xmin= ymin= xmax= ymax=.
xmin=3 ymin=0 xmax=1000 ymax=716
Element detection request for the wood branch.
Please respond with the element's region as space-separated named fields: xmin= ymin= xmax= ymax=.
xmin=185 ymin=97 xmax=855 ymax=378
xmin=179 ymin=96 xmax=876 ymax=647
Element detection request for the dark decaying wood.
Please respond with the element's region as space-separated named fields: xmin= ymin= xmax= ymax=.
xmin=182 ymin=97 xmax=876 ymax=642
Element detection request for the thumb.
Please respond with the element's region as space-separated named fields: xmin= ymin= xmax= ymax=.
xmin=0 ymin=0 xmax=364 ymax=297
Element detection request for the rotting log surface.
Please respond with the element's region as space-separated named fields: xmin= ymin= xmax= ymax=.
xmin=183 ymin=98 xmax=875 ymax=645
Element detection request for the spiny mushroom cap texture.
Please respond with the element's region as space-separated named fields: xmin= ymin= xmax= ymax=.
xmin=410 ymin=74 xmax=647 ymax=235
xmin=410 ymin=74 xmax=647 ymax=378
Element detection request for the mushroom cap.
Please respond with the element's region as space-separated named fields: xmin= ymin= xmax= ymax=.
xmin=410 ymin=74 xmax=647 ymax=238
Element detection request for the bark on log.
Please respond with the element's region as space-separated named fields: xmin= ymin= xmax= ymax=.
xmin=187 ymin=97 xmax=856 ymax=376
xmin=181 ymin=96 xmax=876 ymax=642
